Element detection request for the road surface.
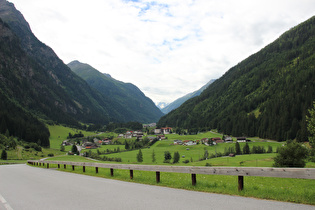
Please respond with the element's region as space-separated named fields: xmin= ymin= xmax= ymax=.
xmin=0 ymin=164 xmax=314 ymax=210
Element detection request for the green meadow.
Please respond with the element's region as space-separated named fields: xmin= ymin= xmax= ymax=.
xmin=24 ymin=127 xmax=315 ymax=205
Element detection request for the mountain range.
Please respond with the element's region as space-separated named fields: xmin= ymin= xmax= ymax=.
xmin=158 ymin=16 xmax=315 ymax=142
xmin=68 ymin=60 xmax=163 ymax=123
xmin=0 ymin=0 xmax=162 ymax=146
xmin=161 ymin=79 xmax=216 ymax=114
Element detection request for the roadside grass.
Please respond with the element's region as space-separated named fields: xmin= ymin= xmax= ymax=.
xmin=32 ymin=162 xmax=315 ymax=205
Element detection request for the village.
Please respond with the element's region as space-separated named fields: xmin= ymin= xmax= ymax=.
xmin=62 ymin=126 xmax=251 ymax=152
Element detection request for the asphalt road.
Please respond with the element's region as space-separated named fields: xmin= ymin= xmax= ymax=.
xmin=0 ymin=164 xmax=314 ymax=210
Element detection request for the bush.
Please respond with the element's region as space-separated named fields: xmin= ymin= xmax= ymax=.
xmin=182 ymin=159 xmax=189 ymax=164
xmin=1 ymin=150 xmax=7 ymax=160
xmin=273 ymin=141 xmax=308 ymax=167
xmin=47 ymin=153 xmax=54 ymax=157
xmin=164 ymin=151 xmax=172 ymax=162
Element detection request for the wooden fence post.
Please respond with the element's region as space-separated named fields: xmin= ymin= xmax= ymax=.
xmin=47 ymin=163 xmax=49 ymax=168
xmin=110 ymin=168 xmax=114 ymax=176
xmin=192 ymin=174 xmax=197 ymax=186
xmin=238 ymin=176 xmax=244 ymax=191
xmin=95 ymin=167 xmax=98 ymax=174
xmin=58 ymin=164 xmax=60 ymax=169
xmin=156 ymin=171 xmax=160 ymax=183
xmin=130 ymin=170 xmax=134 ymax=179
xmin=83 ymin=166 xmax=85 ymax=173
xmin=72 ymin=165 xmax=75 ymax=171
xmin=64 ymin=164 xmax=66 ymax=169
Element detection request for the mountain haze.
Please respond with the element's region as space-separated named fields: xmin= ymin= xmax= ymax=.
xmin=68 ymin=60 xmax=164 ymax=123
xmin=161 ymin=79 xmax=216 ymax=114
xmin=158 ymin=16 xmax=315 ymax=142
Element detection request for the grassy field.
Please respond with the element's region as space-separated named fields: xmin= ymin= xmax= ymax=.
xmin=48 ymin=125 xmax=97 ymax=149
xmin=101 ymin=137 xmax=283 ymax=166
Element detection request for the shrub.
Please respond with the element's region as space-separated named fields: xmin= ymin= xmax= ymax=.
xmin=182 ymin=159 xmax=189 ymax=164
xmin=1 ymin=150 xmax=7 ymax=160
xmin=273 ymin=141 xmax=308 ymax=167
xmin=164 ymin=151 xmax=172 ymax=162
xmin=48 ymin=153 xmax=54 ymax=157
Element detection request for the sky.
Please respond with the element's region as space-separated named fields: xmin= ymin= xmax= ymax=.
xmin=9 ymin=0 xmax=315 ymax=104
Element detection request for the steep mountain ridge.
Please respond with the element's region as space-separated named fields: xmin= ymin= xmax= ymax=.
xmin=0 ymin=0 xmax=116 ymax=125
xmin=0 ymin=18 xmax=50 ymax=146
xmin=158 ymin=16 xmax=315 ymax=141
xmin=68 ymin=60 xmax=164 ymax=123
xmin=161 ymin=79 xmax=215 ymax=114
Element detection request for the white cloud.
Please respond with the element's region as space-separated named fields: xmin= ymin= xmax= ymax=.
xmin=9 ymin=0 xmax=315 ymax=103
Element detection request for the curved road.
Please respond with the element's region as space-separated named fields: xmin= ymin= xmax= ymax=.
xmin=0 ymin=164 xmax=313 ymax=210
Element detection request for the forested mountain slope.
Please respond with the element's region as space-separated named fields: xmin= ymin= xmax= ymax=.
xmin=161 ymin=79 xmax=215 ymax=114
xmin=68 ymin=61 xmax=164 ymax=123
xmin=0 ymin=0 xmax=117 ymax=126
xmin=0 ymin=18 xmax=50 ymax=146
xmin=158 ymin=16 xmax=315 ymax=141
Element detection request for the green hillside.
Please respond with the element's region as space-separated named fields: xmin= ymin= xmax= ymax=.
xmin=68 ymin=60 xmax=163 ymax=123
xmin=158 ymin=16 xmax=315 ymax=142
xmin=161 ymin=79 xmax=215 ymax=114
xmin=0 ymin=0 xmax=116 ymax=126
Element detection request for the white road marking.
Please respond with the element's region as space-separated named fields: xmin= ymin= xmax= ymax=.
xmin=0 ymin=194 xmax=13 ymax=210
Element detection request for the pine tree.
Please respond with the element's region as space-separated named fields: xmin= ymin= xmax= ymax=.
xmin=152 ymin=150 xmax=156 ymax=163
xmin=235 ymin=142 xmax=241 ymax=155
xmin=125 ymin=140 xmax=129 ymax=150
xmin=243 ymin=143 xmax=250 ymax=154
xmin=71 ymin=144 xmax=78 ymax=154
xmin=137 ymin=149 xmax=143 ymax=162
xmin=173 ymin=151 xmax=180 ymax=163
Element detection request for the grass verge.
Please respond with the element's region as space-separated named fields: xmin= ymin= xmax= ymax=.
xmin=30 ymin=162 xmax=315 ymax=206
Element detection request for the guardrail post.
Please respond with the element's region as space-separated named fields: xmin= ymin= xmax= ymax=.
xmin=64 ymin=164 xmax=66 ymax=169
xmin=110 ymin=168 xmax=114 ymax=176
xmin=156 ymin=171 xmax=160 ymax=183
xmin=39 ymin=163 xmax=41 ymax=166
xmin=238 ymin=176 xmax=244 ymax=191
xmin=83 ymin=166 xmax=85 ymax=173
xmin=58 ymin=164 xmax=60 ymax=168
xmin=43 ymin=163 xmax=45 ymax=167
xmin=72 ymin=165 xmax=75 ymax=171
xmin=192 ymin=174 xmax=197 ymax=186
xmin=95 ymin=167 xmax=98 ymax=173
xmin=47 ymin=163 xmax=49 ymax=168
xmin=130 ymin=170 xmax=134 ymax=179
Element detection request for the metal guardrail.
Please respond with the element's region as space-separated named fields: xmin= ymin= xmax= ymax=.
xmin=27 ymin=160 xmax=315 ymax=191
